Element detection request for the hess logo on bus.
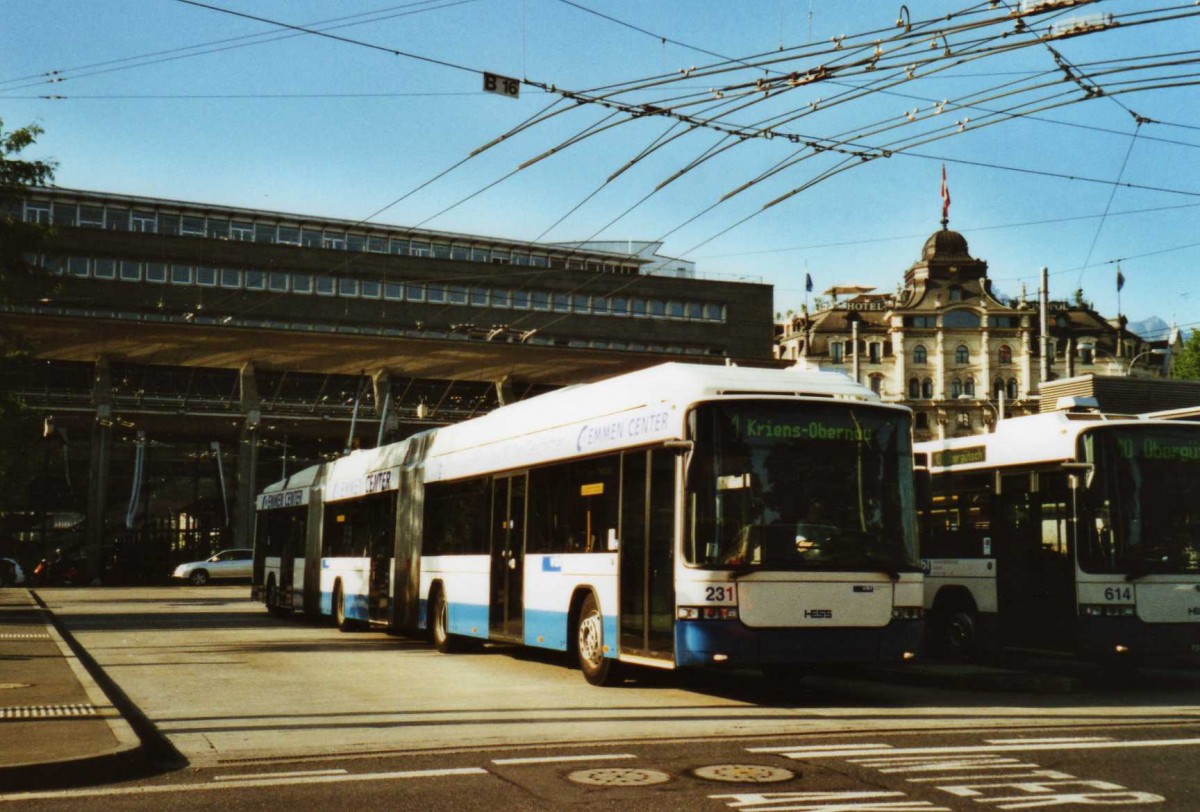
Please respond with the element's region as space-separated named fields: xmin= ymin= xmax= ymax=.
xmin=804 ymin=609 xmax=833 ymax=619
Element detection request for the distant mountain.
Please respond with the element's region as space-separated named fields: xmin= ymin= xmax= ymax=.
xmin=1127 ymin=316 xmax=1173 ymax=341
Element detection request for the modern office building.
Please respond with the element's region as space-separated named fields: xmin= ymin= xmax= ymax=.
xmin=1 ymin=186 xmax=776 ymax=576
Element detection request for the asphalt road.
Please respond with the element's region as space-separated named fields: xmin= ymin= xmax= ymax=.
xmin=5 ymin=585 xmax=1199 ymax=810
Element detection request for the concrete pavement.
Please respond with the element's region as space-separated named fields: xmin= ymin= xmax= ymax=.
xmin=0 ymin=588 xmax=144 ymax=791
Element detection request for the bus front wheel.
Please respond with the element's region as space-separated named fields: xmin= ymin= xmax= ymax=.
xmin=577 ymin=593 xmax=618 ymax=686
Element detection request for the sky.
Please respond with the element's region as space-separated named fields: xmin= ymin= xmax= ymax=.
xmin=3 ymin=0 xmax=1198 ymax=338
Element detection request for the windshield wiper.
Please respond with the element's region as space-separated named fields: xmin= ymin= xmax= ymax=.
xmin=1124 ymin=555 xmax=1168 ymax=582
xmin=727 ymin=563 xmax=758 ymax=580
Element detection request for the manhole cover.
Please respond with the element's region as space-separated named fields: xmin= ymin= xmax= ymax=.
xmin=568 ymin=768 xmax=672 ymax=787
xmin=693 ymin=764 xmax=796 ymax=783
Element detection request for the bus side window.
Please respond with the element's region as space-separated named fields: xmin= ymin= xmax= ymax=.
xmin=527 ymin=455 xmax=620 ymax=554
xmin=424 ymin=479 xmax=491 ymax=555
xmin=999 ymin=471 xmax=1071 ymax=570
xmin=1036 ymin=473 xmax=1072 ymax=560
xmin=925 ymin=471 xmax=993 ymax=558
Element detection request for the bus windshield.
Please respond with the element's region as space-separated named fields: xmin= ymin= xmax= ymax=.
xmin=1079 ymin=425 xmax=1200 ymax=576
xmin=684 ymin=400 xmax=918 ymax=572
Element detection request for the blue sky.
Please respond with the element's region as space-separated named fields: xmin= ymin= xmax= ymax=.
xmin=3 ymin=1 xmax=1198 ymax=337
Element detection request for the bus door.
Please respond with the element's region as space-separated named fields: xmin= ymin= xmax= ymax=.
xmin=367 ymin=544 xmax=390 ymax=623
xmin=619 ymin=449 xmax=676 ymax=660
xmin=490 ymin=474 xmax=526 ymax=641
xmin=279 ymin=528 xmax=296 ymax=604
xmin=368 ymin=496 xmax=394 ymax=624
xmin=996 ymin=470 xmax=1076 ymax=651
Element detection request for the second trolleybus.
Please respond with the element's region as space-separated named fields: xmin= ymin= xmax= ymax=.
xmin=253 ymin=363 xmax=924 ymax=684
xmin=915 ymin=401 xmax=1200 ymax=668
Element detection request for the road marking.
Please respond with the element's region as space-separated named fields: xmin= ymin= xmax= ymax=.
xmin=982 ymin=737 xmax=1112 ymax=745
xmin=752 ymin=737 xmax=1200 ymax=758
xmin=855 ymin=756 xmax=1042 ymax=774
xmin=750 ymin=737 xmax=1174 ymax=810
xmin=709 ymin=789 xmax=951 ymax=811
xmin=748 ymin=743 xmax=893 ymax=758
xmin=212 ymin=768 xmax=348 ymax=782
xmin=0 ymin=766 xmax=488 ymax=802
xmin=493 ymin=753 xmax=636 ymax=765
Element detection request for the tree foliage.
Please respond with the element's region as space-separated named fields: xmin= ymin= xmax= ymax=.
xmin=1 ymin=118 xmax=56 ymax=305
xmin=1172 ymin=330 xmax=1200 ymax=380
xmin=0 ymin=119 xmax=57 ymax=516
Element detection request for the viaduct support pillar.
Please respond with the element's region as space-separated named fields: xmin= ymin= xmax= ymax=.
xmin=233 ymin=363 xmax=261 ymax=551
xmin=85 ymin=355 xmax=113 ymax=584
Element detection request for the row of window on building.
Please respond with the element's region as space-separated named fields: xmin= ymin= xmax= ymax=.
xmin=19 ymin=198 xmax=639 ymax=274
xmin=826 ymin=342 xmax=1018 ymax=366
xmin=28 ymin=299 xmax=726 ymax=358
xmin=904 ymin=312 xmax=1021 ymax=329
xmin=47 ymin=255 xmax=727 ymax=322
xmin=905 ymin=377 xmax=1021 ymax=400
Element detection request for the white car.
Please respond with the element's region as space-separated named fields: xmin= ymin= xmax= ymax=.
xmin=1 ymin=557 xmax=25 ymax=586
xmin=172 ymin=549 xmax=253 ymax=585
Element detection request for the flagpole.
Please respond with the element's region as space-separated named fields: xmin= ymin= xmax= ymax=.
xmin=1116 ymin=265 xmax=1124 ymax=358
xmin=804 ymin=259 xmax=810 ymax=313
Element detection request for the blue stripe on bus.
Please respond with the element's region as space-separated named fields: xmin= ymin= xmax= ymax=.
xmin=319 ymin=588 xmax=369 ymax=622
xmin=448 ymin=601 xmax=490 ymax=639
xmin=522 ymin=608 xmax=618 ymax=658
xmin=523 ymin=609 xmax=568 ymax=650
xmin=345 ymin=591 xmax=369 ymax=622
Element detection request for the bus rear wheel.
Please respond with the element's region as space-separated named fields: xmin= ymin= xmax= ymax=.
xmin=265 ymin=577 xmax=288 ymax=617
xmin=430 ymin=588 xmax=459 ymax=653
xmin=332 ymin=581 xmax=350 ymax=630
xmin=935 ymin=608 xmax=978 ymax=659
xmin=577 ymin=593 xmax=618 ymax=686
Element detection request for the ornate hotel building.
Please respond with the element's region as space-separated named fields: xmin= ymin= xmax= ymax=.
xmin=775 ymin=223 xmax=1172 ymax=442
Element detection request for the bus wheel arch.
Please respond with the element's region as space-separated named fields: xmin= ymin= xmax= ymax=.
xmin=929 ymin=587 xmax=979 ymax=658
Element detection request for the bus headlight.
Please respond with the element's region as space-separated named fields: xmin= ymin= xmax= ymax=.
xmin=678 ymin=606 xmax=739 ymax=621
xmin=1079 ymin=604 xmax=1136 ymax=617
xmin=891 ymin=606 xmax=923 ymax=620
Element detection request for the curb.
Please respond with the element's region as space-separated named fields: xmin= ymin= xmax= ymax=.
xmin=0 ymin=592 xmax=151 ymax=791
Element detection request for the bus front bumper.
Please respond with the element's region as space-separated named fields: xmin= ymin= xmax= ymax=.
xmin=674 ymin=619 xmax=923 ymax=669
xmin=1076 ymin=617 xmax=1200 ymax=666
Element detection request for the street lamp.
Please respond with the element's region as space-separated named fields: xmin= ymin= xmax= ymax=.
xmin=1091 ymin=346 xmax=1166 ymax=375
xmin=1126 ymin=347 xmax=1168 ymax=375
xmin=957 ymin=394 xmax=999 ymax=432
xmin=846 ymin=311 xmax=862 ymax=384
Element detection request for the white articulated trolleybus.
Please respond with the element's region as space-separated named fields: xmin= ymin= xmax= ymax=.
xmin=253 ymin=363 xmax=924 ymax=684
xmin=915 ymin=403 xmax=1200 ymax=668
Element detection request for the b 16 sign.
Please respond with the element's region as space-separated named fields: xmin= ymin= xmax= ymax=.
xmin=483 ymin=72 xmax=520 ymax=99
